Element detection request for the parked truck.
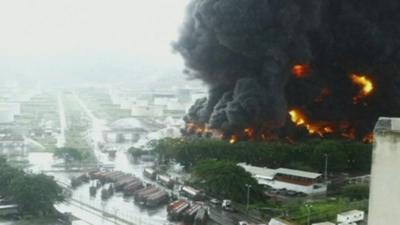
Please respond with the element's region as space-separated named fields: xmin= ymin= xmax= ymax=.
xmin=122 ymin=181 xmax=143 ymax=196
xmin=71 ymin=173 xmax=89 ymax=188
xmin=134 ymin=186 xmax=160 ymax=202
xmin=194 ymin=208 xmax=208 ymax=225
xmin=167 ymin=199 xmax=190 ymax=221
xmin=143 ymin=168 xmax=157 ymax=180
xmin=183 ymin=203 xmax=203 ymax=225
xmin=114 ymin=176 xmax=138 ymax=191
xmin=180 ymin=186 xmax=204 ymax=200
xmin=101 ymin=184 xmax=114 ymax=200
xmin=144 ymin=190 xmax=169 ymax=207
xmin=158 ymin=174 xmax=174 ymax=189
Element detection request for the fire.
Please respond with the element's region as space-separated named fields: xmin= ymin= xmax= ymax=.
xmin=229 ymin=135 xmax=238 ymax=144
xmin=187 ymin=122 xmax=208 ymax=133
xmin=291 ymin=64 xmax=310 ymax=78
xmin=289 ymin=109 xmax=334 ymax=137
xmin=351 ymin=74 xmax=374 ymax=102
xmin=363 ymin=133 xmax=374 ymax=144
xmin=289 ymin=110 xmax=306 ymax=126
xmin=244 ymin=128 xmax=255 ymax=138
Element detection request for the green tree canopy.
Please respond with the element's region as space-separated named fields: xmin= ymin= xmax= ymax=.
xmin=0 ymin=159 xmax=64 ymax=215
xmin=193 ymin=159 xmax=262 ymax=203
xmin=342 ymin=184 xmax=370 ymax=200
xmin=54 ymin=147 xmax=84 ymax=165
xmin=11 ymin=174 xmax=64 ymax=215
xmin=151 ymin=138 xmax=372 ymax=173
xmin=128 ymin=147 xmax=146 ymax=158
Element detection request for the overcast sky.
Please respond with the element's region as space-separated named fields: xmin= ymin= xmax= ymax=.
xmin=0 ymin=0 xmax=189 ymax=85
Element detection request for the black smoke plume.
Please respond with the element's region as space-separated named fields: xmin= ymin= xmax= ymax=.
xmin=175 ymin=0 xmax=400 ymax=140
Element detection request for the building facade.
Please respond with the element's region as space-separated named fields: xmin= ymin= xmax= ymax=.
xmin=368 ymin=117 xmax=400 ymax=224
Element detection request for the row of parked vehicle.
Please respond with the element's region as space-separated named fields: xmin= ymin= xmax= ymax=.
xmin=143 ymin=167 xmax=175 ymax=189
xmin=71 ymin=170 xmax=170 ymax=208
xmin=167 ymin=199 xmax=208 ymax=225
xmin=267 ymin=188 xmax=307 ymax=197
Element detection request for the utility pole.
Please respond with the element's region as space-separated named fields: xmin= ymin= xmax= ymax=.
xmin=324 ymin=153 xmax=329 ymax=183
xmin=245 ymin=184 xmax=252 ymax=214
xmin=305 ymin=204 xmax=312 ymax=225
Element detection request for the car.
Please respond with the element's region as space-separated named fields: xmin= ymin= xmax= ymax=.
xmin=269 ymin=188 xmax=279 ymax=194
xmin=277 ymin=188 xmax=287 ymax=195
xmin=210 ymin=198 xmax=221 ymax=205
xmin=286 ymin=190 xmax=297 ymax=196
xmin=295 ymin=192 xmax=307 ymax=197
xmin=222 ymin=199 xmax=236 ymax=212
xmin=238 ymin=221 xmax=249 ymax=225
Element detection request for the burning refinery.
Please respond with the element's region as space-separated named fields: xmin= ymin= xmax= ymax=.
xmin=176 ymin=0 xmax=400 ymax=144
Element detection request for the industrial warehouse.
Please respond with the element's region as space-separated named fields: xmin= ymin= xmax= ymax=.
xmin=238 ymin=163 xmax=327 ymax=196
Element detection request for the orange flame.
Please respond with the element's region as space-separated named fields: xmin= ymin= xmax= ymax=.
xmin=363 ymin=133 xmax=374 ymax=144
xmin=289 ymin=109 xmax=334 ymax=137
xmin=292 ymin=64 xmax=310 ymax=78
xmin=351 ymin=74 xmax=373 ymax=103
xmin=244 ymin=128 xmax=255 ymax=138
xmin=229 ymin=135 xmax=238 ymax=144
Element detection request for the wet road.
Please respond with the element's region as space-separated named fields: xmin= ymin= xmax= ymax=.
xmin=25 ymin=92 xmax=260 ymax=225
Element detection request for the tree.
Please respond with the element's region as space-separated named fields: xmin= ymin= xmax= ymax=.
xmin=54 ymin=147 xmax=84 ymax=168
xmin=0 ymin=159 xmax=64 ymax=215
xmin=128 ymin=147 xmax=146 ymax=158
xmin=0 ymin=162 xmax=23 ymax=195
xmin=193 ymin=159 xmax=262 ymax=203
xmin=150 ymin=138 xmax=372 ymax=173
xmin=10 ymin=174 xmax=64 ymax=215
xmin=342 ymin=184 xmax=370 ymax=200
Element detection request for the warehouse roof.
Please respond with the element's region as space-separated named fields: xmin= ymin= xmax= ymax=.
xmin=237 ymin=163 xmax=277 ymax=180
xmin=276 ymin=168 xmax=322 ymax=179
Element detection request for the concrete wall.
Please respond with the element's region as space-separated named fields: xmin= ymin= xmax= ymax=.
xmin=368 ymin=117 xmax=400 ymax=224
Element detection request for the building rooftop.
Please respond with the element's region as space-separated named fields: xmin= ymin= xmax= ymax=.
xmin=0 ymin=204 xmax=18 ymax=210
xmin=238 ymin=163 xmax=322 ymax=180
xmin=109 ymin=118 xmax=147 ymax=131
xmin=312 ymin=222 xmax=335 ymax=225
xmin=375 ymin=117 xmax=400 ymax=133
xmin=337 ymin=209 xmax=364 ymax=217
xmin=269 ymin=217 xmax=295 ymax=225
xmin=237 ymin=163 xmax=277 ymax=179
xmin=276 ymin=168 xmax=322 ymax=179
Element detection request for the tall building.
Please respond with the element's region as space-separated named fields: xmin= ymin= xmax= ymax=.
xmin=368 ymin=117 xmax=400 ymax=224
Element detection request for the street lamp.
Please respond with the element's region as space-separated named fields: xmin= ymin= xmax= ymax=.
xmin=305 ymin=204 xmax=313 ymax=225
xmin=324 ymin=153 xmax=329 ymax=184
xmin=245 ymin=184 xmax=252 ymax=214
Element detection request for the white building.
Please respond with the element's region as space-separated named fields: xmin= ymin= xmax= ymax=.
xmin=268 ymin=218 xmax=295 ymax=225
xmin=238 ymin=163 xmax=327 ymax=195
xmin=368 ymin=117 xmax=400 ymax=225
xmin=337 ymin=210 xmax=364 ymax=224
xmin=103 ymin=118 xmax=148 ymax=144
xmin=0 ymin=130 xmax=27 ymax=158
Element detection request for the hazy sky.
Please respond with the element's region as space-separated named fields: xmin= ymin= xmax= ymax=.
xmin=0 ymin=0 xmax=189 ymax=85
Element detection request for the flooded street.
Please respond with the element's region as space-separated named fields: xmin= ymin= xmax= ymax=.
xmin=28 ymin=149 xmax=172 ymax=225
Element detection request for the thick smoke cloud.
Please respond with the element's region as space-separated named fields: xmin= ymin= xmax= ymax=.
xmin=176 ymin=0 xmax=400 ymax=138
